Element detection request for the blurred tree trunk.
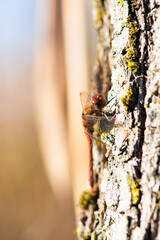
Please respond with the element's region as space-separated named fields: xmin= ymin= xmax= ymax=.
xmin=77 ymin=0 xmax=160 ymax=239
xmin=62 ymin=0 xmax=90 ymax=214
xmin=33 ymin=0 xmax=75 ymax=239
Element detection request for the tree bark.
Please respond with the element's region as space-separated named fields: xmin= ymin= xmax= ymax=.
xmin=76 ymin=0 xmax=160 ymax=239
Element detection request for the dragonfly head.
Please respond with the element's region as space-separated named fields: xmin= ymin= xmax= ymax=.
xmin=91 ymin=94 xmax=107 ymax=110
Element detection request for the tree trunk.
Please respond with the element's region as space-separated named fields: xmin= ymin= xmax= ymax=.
xmin=76 ymin=0 xmax=160 ymax=239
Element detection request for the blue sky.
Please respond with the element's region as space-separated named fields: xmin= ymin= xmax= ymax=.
xmin=0 ymin=0 xmax=36 ymax=73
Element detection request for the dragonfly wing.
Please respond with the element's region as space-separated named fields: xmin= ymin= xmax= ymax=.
xmin=84 ymin=128 xmax=103 ymax=143
xmin=83 ymin=114 xmax=115 ymax=138
xmin=80 ymin=92 xmax=90 ymax=108
xmin=82 ymin=114 xmax=114 ymax=122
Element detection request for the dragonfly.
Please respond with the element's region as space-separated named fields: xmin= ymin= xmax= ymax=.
xmin=81 ymin=93 xmax=115 ymax=188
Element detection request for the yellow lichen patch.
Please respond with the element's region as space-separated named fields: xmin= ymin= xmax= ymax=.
xmin=91 ymin=232 xmax=97 ymax=240
xmin=144 ymin=104 xmax=149 ymax=108
xmin=132 ymin=188 xmax=140 ymax=205
xmin=119 ymin=0 xmax=125 ymax=4
xmin=127 ymin=177 xmax=140 ymax=205
xmin=131 ymin=1 xmax=139 ymax=11
xmin=83 ymin=236 xmax=91 ymax=240
xmin=124 ymin=16 xmax=140 ymax=73
xmin=79 ymin=190 xmax=92 ymax=210
xmin=156 ymin=191 xmax=160 ymax=209
xmin=125 ymin=61 xmax=140 ymax=73
xmin=121 ymin=87 xmax=137 ymax=112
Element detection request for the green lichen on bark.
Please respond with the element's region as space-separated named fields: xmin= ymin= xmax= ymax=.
xmin=79 ymin=190 xmax=92 ymax=210
xmin=79 ymin=187 xmax=99 ymax=210
xmin=119 ymin=0 xmax=125 ymax=4
xmin=124 ymin=15 xmax=140 ymax=73
xmin=127 ymin=176 xmax=140 ymax=205
xmin=77 ymin=0 xmax=160 ymax=239
xmin=121 ymin=86 xmax=138 ymax=111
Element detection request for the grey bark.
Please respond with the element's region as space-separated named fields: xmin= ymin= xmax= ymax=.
xmin=76 ymin=0 xmax=160 ymax=239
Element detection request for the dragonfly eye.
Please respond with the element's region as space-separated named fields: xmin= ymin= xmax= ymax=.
xmin=91 ymin=94 xmax=107 ymax=109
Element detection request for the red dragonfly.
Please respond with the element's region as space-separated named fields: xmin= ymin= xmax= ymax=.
xmin=81 ymin=93 xmax=115 ymax=188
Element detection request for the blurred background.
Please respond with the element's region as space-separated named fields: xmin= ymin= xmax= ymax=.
xmin=0 ymin=0 xmax=96 ymax=239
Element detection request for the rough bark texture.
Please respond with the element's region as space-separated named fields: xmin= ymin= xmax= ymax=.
xmin=76 ymin=0 xmax=160 ymax=239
